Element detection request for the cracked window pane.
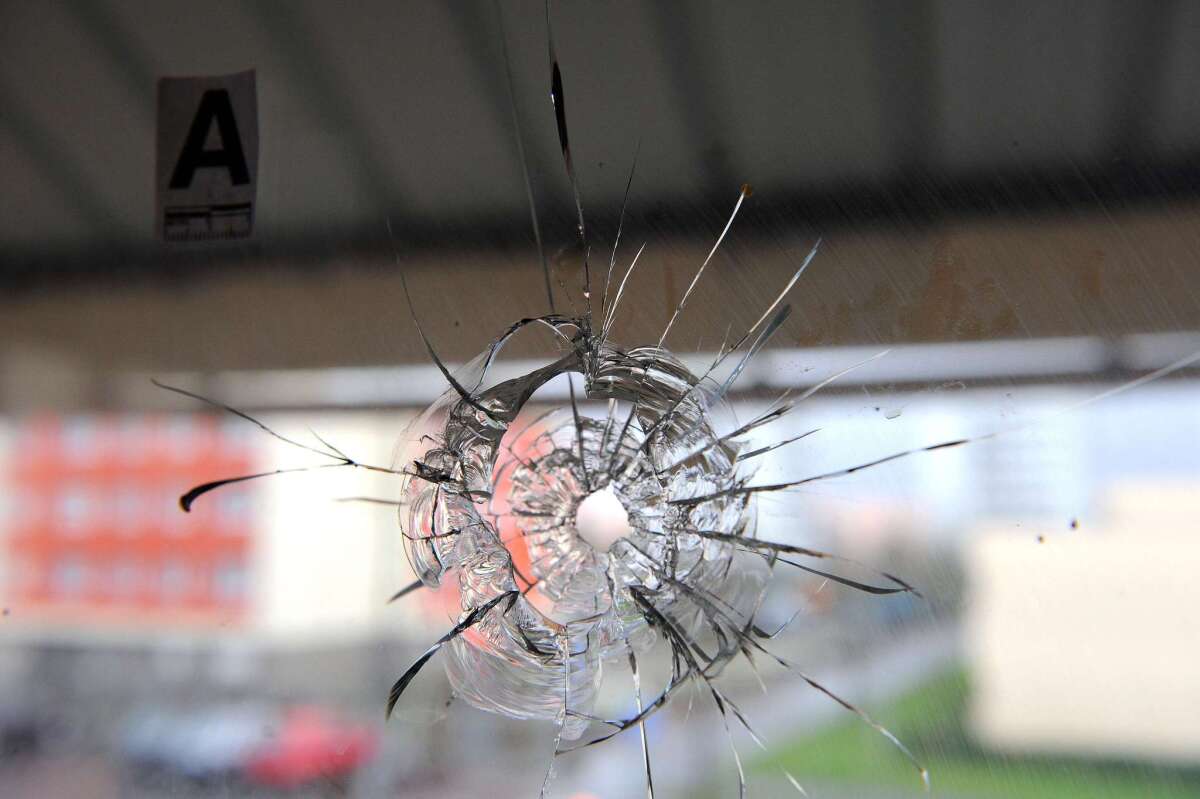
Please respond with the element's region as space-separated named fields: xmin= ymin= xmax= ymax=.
xmin=1 ymin=2 xmax=1199 ymax=798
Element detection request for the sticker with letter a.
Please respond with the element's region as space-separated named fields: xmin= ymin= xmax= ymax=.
xmin=156 ymin=69 xmax=258 ymax=242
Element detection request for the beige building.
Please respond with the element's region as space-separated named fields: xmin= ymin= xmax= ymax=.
xmin=966 ymin=483 xmax=1200 ymax=763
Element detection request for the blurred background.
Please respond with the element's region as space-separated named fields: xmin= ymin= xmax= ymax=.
xmin=2 ymin=1 xmax=1200 ymax=796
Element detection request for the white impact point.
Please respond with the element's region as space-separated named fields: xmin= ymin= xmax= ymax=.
xmin=575 ymin=487 xmax=632 ymax=553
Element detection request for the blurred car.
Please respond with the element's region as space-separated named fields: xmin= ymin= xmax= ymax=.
xmin=243 ymin=706 xmax=377 ymax=790
xmin=119 ymin=704 xmax=276 ymax=782
xmin=175 ymin=705 xmax=277 ymax=781
xmin=119 ymin=708 xmax=183 ymax=771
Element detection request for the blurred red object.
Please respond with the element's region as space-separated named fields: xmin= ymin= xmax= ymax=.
xmin=243 ymin=706 xmax=377 ymax=789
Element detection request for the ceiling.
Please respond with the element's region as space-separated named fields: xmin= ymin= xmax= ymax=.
xmin=4 ymin=1 xmax=1200 ymax=283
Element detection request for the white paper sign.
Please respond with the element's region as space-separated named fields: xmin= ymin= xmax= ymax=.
xmin=156 ymin=69 xmax=258 ymax=242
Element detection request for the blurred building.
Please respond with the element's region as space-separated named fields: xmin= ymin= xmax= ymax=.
xmin=3 ymin=414 xmax=255 ymax=627
xmin=0 ymin=410 xmax=425 ymax=755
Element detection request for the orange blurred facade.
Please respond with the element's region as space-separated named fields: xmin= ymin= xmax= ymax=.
xmin=5 ymin=414 xmax=255 ymax=625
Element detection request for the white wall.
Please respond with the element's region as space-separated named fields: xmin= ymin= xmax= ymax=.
xmin=253 ymin=410 xmax=424 ymax=644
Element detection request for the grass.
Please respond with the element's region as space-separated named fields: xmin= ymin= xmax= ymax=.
xmin=752 ymin=667 xmax=1200 ymax=798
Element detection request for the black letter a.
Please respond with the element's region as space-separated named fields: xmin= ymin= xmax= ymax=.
xmin=169 ymin=89 xmax=250 ymax=189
